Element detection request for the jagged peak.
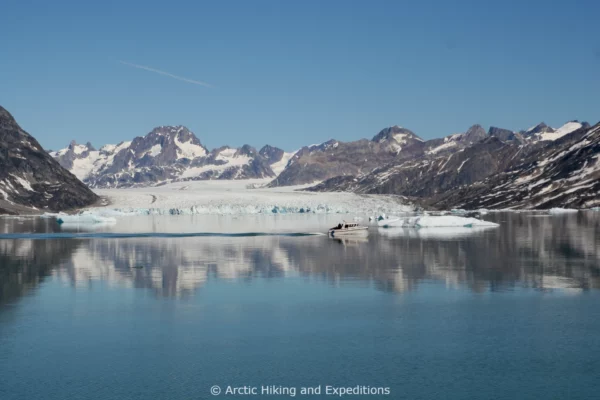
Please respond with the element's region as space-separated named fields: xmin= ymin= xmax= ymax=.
xmin=372 ymin=126 xmax=422 ymax=143
xmin=525 ymin=122 xmax=554 ymax=136
xmin=236 ymin=144 xmax=258 ymax=157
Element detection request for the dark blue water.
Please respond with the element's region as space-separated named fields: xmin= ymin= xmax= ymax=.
xmin=1 ymin=213 xmax=599 ymax=399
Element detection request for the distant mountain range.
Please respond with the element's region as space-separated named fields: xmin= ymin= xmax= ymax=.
xmin=49 ymin=117 xmax=600 ymax=209
xmin=50 ymin=126 xmax=295 ymax=188
xmin=1 ymin=102 xmax=597 ymax=212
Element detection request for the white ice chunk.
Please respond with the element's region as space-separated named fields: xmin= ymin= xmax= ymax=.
xmin=56 ymin=212 xmax=117 ymax=224
xmin=378 ymin=215 xmax=499 ymax=228
xmin=548 ymin=208 xmax=578 ymax=214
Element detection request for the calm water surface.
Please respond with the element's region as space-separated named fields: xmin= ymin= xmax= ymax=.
xmin=1 ymin=212 xmax=599 ymax=399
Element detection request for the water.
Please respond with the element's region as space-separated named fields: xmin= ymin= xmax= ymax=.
xmin=1 ymin=212 xmax=599 ymax=399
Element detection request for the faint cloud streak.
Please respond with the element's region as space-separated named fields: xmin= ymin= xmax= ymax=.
xmin=119 ymin=61 xmax=213 ymax=88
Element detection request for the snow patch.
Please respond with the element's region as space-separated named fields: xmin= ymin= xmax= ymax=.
xmin=427 ymin=141 xmax=457 ymax=155
xmin=270 ymin=151 xmax=297 ymax=176
xmin=147 ymin=144 xmax=162 ymax=157
xmin=181 ymin=155 xmax=251 ymax=179
xmin=175 ymin=136 xmax=207 ymax=159
xmin=538 ymin=122 xmax=582 ymax=141
xmin=10 ymin=174 xmax=34 ymax=191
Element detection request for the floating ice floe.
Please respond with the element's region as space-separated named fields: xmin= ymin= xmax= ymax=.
xmin=377 ymin=215 xmax=499 ymax=228
xmin=56 ymin=212 xmax=117 ymax=225
xmin=548 ymin=208 xmax=579 ymax=215
xmin=378 ymin=226 xmax=497 ymax=239
xmin=589 ymin=207 xmax=600 ymax=212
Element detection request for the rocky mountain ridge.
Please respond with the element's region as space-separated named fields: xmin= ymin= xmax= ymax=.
xmin=0 ymin=106 xmax=99 ymax=214
xmin=307 ymin=121 xmax=600 ymax=209
xmin=51 ymin=126 xmax=294 ymax=188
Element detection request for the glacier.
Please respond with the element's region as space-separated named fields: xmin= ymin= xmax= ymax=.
xmin=86 ymin=180 xmax=418 ymax=217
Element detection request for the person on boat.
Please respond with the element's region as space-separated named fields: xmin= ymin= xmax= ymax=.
xmin=336 ymin=223 xmax=342 ymax=229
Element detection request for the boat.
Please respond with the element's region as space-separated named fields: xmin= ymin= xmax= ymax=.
xmin=328 ymin=221 xmax=368 ymax=237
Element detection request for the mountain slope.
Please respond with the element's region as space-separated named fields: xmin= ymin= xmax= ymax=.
xmin=0 ymin=106 xmax=99 ymax=214
xmin=431 ymin=122 xmax=600 ymax=209
xmin=270 ymin=126 xmax=427 ymax=187
xmin=308 ymin=122 xmax=600 ymax=209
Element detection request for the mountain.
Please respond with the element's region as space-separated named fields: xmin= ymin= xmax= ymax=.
xmin=307 ymin=121 xmax=600 ymax=209
xmin=271 ymin=123 xmax=522 ymax=187
xmin=51 ymin=126 xmax=290 ymax=188
xmin=0 ymin=106 xmax=99 ymax=214
xmin=431 ymin=122 xmax=600 ymax=209
xmin=269 ymin=126 xmax=427 ymax=187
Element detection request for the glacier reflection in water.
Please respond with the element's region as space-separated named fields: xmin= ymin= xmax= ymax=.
xmin=1 ymin=211 xmax=599 ymax=304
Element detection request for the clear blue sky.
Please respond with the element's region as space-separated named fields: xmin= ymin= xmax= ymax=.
xmin=1 ymin=0 xmax=598 ymax=151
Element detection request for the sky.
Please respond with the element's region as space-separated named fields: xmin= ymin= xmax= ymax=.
xmin=1 ymin=0 xmax=599 ymax=151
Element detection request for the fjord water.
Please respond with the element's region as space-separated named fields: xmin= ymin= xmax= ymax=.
xmin=1 ymin=213 xmax=599 ymax=399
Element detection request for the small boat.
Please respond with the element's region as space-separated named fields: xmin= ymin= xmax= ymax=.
xmin=328 ymin=221 xmax=368 ymax=237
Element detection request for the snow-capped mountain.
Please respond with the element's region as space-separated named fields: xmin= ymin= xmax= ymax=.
xmin=432 ymin=122 xmax=600 ymax=209
xmin=51 ymin=126 xmax=293 ymax=188
xmin=307 ymin=121 xmax=600 ymax=209
xmin=0 ymin=106 xmax=98 ymax=214
xmin=270 ymin=126 xmax=429 ymax=187
xmin=372 ymin=125 xmax=425 ymax=154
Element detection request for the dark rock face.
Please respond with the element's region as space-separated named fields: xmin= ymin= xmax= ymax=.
xmin=0 ymin=106 xmax=99 ymax=214
xmin=259 ymin=145 xmax=285 ymax=164
xmin=463 ymin=124 xmax=488 ymax=143
xmin=270 ymin=139 xmax=396 ymax=186
xmin=488 ymin=126 xmax=524 ymax=143
xmin=372 ymin=126 xmax=423 ymax=145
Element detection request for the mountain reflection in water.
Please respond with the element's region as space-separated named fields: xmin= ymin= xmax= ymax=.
xmin=0 ymin=212 xmax=599 ymax=307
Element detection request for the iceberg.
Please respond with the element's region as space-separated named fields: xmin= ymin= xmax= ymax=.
xmin=56 ymin=212 xmax=117 ymax=225
xmin=378 ymin=226 xmax=497 ymax=239
xmin=548 ymin=208 xmax=578 ymax=214
xmin=377 ymin=215 xmax=499 ymax=228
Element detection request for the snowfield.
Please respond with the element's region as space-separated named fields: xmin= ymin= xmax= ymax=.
xmin=538 ymin=122 xmax=582 ymax=142
xmin=90 ymin=179 xmax=417 ymax=216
